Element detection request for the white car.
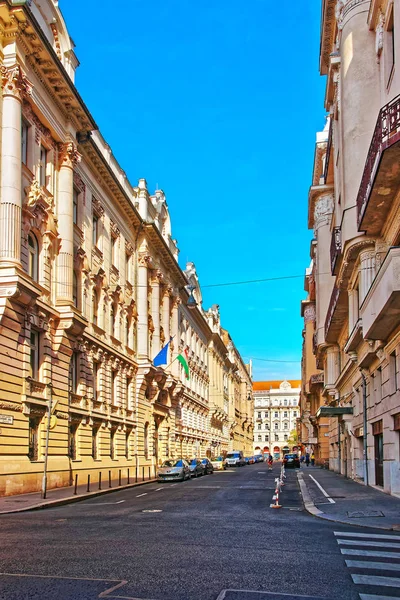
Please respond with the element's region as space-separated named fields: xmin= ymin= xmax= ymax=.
xmin=211 ymin=456 xmax=227 ymax=471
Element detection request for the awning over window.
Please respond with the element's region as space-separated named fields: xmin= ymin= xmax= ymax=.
xmin=316 ymin=406 xmax=353 ymax=418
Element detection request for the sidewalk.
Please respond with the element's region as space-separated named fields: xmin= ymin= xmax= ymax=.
xmin=0 ymin=474 xmax=156 ymax=515
xmin=297 ymin=466 xmax=400 ymax=530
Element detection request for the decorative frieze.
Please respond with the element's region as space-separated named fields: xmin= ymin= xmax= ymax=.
xmin=0 ymin=401 xmax=22 ymax=413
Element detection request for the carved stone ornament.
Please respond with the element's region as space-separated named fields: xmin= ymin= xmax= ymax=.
xmin=304 ymin=304 xmax=316 ymax=324
xmin=110 ymin=220 xmax=120 ymax=239
xmin=58 ymin=141 xmax=81 ymax=169
xmin=1 ymin=64 xmax=33 ymax=100
xmin=0 ymin=401 xmax=22 ymax=412
xmin=125 ymin=241 xmax=134 ymax=256
xmin=92 ymin=197 xmax=105 ymax=218
xmin=376 ymin=12 xmax=385 ymax=59
xmin=138 ymin=252 xmax=152 ymax=267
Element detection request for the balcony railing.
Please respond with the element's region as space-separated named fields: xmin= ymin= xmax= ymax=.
xmin=357 ymin=93 xmax=400 ymax=226
xmin=312 ymin=331 xmax=318 ymax=355
xmin=325 ymin=285 xmax=340 ymax=338
xmin=330 ymin=226 xmax=342 ymax=274
xmin=323 ymin=117 xmax=333 ymax=183
xmin=310 ymin=373 xmax=324 ymax=386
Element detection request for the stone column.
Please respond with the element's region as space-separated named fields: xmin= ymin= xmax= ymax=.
xmin=170 ymin=297 xmax=180 ymax=376
xmin=57 ymin=141 xmax=80 ymax=303
xmin=314 ymin=193 xmax=334 ymax=344
xmin=137 ymin=252 xmax=150 ymax=358
xmin=151 ymin=270 xmax=162 ymax=356
xmin=0 ymin=66 xmax=31 ymax=266
xmin=162 ymin=286 xmax=171 ymax=343
xmin=359 ymin=249 xmax=376 ymax=304
xmin=348 ymin=288 xmax=359 ymax=334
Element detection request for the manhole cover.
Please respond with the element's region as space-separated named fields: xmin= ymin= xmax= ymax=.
xmin=347 ymin=510 xmax=384 ymax=518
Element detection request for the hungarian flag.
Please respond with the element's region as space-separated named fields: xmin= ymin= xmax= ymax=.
xmin=177 ymin=348 xmax=190 ymax=380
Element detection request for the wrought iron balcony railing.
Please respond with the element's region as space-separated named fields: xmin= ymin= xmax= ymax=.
xmin=325 ymin=284 xmax=340 ymax=338
xmin=330 ymin=226 xmax=342 ymax=274
xmin=357 ymin=93 xmax=400 ymax=226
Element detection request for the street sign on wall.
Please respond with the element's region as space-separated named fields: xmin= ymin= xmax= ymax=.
xmin=0 ymin=415 xmax=13 ymax=425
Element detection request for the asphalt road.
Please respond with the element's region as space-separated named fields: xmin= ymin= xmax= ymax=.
xmin=0 ymin=462 xmax=399 ymax=600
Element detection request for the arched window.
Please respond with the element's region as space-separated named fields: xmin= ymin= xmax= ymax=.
xmin=144 ymin=422 xmax=149 ymax=460
xmin=284 ymin=422 xmax=288 ymax=430
xmin=274 ymin=422 xmax=278 ymax=430
xmin=28 ymin=233 xmax=39 ymax=281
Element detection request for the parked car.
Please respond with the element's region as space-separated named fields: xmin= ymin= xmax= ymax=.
xmin=244 ymin=457 xmax=250 ymax=465
xmin=283 ymin=453 xmax=300 ymax=469
xmin=248 ymin=456 xmax=256 ymax=464
xmin=188 ymin=458 xmax=204 ymax=478
xmin=201 ymin=458 xmax=214 ymax=475
xmin=226 ymin=451 xmax=245 ymax=467
xmin=211 ymin=456 xmax=227 ymax=471
xmin=157 ymin=459 xmax=190 ymax=482
xmin=255 ymin=455 xmax=264 ymax=463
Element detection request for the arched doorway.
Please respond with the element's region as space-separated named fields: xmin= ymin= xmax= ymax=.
xmin=273 ymin=446 xmax=280 ymax=459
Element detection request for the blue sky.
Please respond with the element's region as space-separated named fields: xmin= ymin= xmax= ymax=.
xmin=61 ymin=1 xmax=326 ymax=381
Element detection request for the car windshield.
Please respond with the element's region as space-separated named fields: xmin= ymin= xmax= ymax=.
xmin=227 ymin=453 xmax=239 ymax=458
xmin=161 ymin=460 xmax=183 ymax=467
xmin=285 ymin=455 xmax=296 ymax=459
xmin=213 ymin=457 xmax=223 ymax=461
xmin=189 ymin=459 xmax=198 ymax=465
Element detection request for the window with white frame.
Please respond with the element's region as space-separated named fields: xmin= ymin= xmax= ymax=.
xmin=28 ymin=233 xmax=39 ymax=282
xmin=21 ymin=119 xmax=29 ymax=165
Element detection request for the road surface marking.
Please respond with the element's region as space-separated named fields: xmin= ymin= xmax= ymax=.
xmin=345 ymin=560 xmax=400 ymax=571
xmin=334 ymin=531 xmax=400 ymax=541
xmin=136 ymin=493 xmax=147 ymax=497
xmin=142 ymin=509 xmax=162 ymax=513
xmin=340 ymin=549 xmax=400 ymax=559
xmin=155 ymin=488 xmax=163 ymax=491
xmin=308 ymin=474 xmax=335 ymax=503
xmin=351 ymin=574 xmax=400 ymax=587
xmin=84 ymin=500 xmax=125 ymax=505
xmin=337 ymin=540 xmax=400 ymax=549
xmin=359 ymin=595 xmax=400 ymax=600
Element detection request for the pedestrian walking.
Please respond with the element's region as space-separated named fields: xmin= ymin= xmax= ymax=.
xmin=300 ymin=455 xmax=305 ymax=464
xmin=305 ymin=453 xmax=310 ymax=467
xmin=311 ymin=453 xmax=315 ymax=466
xmin=268 ymin=454 xmax=273 ymax=471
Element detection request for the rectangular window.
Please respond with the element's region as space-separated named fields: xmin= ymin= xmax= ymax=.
xmin=274 ymin=411 xmax=278 ymax=418
xmin=258 ymin=412 xmax=262 ymax=418
xmin=39 ymin=145 xmax=47 ymax=187
xmin=92 ymin=214 xmax=99 ymax=246
xmin=385 ymin=5 xmax=395 ymax=87
xmin=111 ymin=236 xmax=118 ymax=268
xmin=73 ymin=188 xmax=79 ymax=225
xmin=390 ymin=351 xmax=398 ymax=394
xmin=258 ymin=435 xmax=262 ymax=442
xmin=258 ymin=423 xmax=261 ymax=430
xmin=111 ymin=370 xmax=118 ymax=405
xmin=284 ymin=411 xmax=288 ymax=418
xmin=110 ymin=429 xmax=116 ymax=459
xmin=293 ymin=411 xmax=297 ymax=417
xmin=69 ymin=423 xmax=78 ymax=460
xmin=21 ymin=119 xmax=28 ymax=165
xmin=29 ymin=330 xmax=39 ymax=380
xmin=28 ymin=417 xmax=40 ymax=461
xmin=93 ymin=362 xmax=100 ymax=401
xmin=125 ymin=430 xmax=131 ymax=459
xmin=125 ymin=252 xmax=131 ymax=282
xmin=92 ymin=426 xmax=98 ymax=459
xmin=70 ymin=352 xmax=79 ymax=395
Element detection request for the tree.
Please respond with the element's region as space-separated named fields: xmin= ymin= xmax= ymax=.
xmin=287 ymin=429 xmax=298 ymax=446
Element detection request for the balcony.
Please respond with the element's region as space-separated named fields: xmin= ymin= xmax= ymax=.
xmin=309 ymin=373 xmax=324 ymax=390
xmin=324 ymin=284 xmax=347 ymax=343
xmin=357 ymin=94 xmax=400 ymax=235
xmin=330 ymin=226 xmax=342 ymax=274
xmin=361 ymin=246 xmax=400 ymax=341
xmin=26 ymin=378 xmax=47 ymax=399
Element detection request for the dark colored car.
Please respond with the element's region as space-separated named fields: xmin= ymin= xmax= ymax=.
xmin=255 ymin=455 xmax=264 ymax=463
xmin=283 ymin=453 xmax=300 ymax=468
xmin=201 ymin=458 xmax=214 ymax=475
xmin=188 ymin=458 xmax=204 ymax=478
xmin=244 ymin=457 xmax=250 ymax=465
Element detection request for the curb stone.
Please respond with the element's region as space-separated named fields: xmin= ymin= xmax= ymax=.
xmin=0 ymin=478 xmax=157 ymax=515
xmin=296 ymin=471 xmax=397 ymax=531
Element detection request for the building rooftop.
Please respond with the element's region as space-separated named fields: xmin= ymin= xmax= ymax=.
xmin=253 ymin=380 xmax=301 ymax=391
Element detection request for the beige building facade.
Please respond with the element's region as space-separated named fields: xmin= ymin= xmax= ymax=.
xmin=301 ymin=0 xmax=400 ymax=494
xmin=0 ymin=0 xmax=253 ymax=496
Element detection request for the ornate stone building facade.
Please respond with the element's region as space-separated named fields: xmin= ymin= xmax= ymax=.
xmin=301 ymin=0 xmax=400 ymax=494
xmin=253 ymin=381 xmax=300 ymax=458
xmin=0 ymin=0 xmax=253 ymax=496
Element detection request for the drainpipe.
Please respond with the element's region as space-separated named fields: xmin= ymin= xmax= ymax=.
xmin=361 ymin=371 xmax=369 ymax=486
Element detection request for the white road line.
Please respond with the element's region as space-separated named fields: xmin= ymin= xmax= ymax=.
xmin=308 ymin=474 xmax=335 ymax=503
xmin=338 ymin=540 xmax=400 ymax=549
xmin=351 ymin=574 xmax=400 ymax=587
xmin=345 ymin=560 xmax=400 ymax=571
xmin=155 ymin=488 xmax=163 ymax=491
xmin=136 ymin=493 xmax=147 ymax=498
xmin=84 ymin=500 xmax=125 ymax=506
xmin=341 ymin=549 xmax=400 ymax=559
xmin=335 ymin=531 xmax=400 ymax=541
xmin=359 ymin=595 xmax=400 ymax=600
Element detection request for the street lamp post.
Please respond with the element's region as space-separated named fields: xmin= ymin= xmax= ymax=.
xmin=41 ymin=382 xmax=53 ymax=499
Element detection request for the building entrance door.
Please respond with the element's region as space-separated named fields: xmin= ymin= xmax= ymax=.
xmin=374 ymin=433 xmax=383 ymax=487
